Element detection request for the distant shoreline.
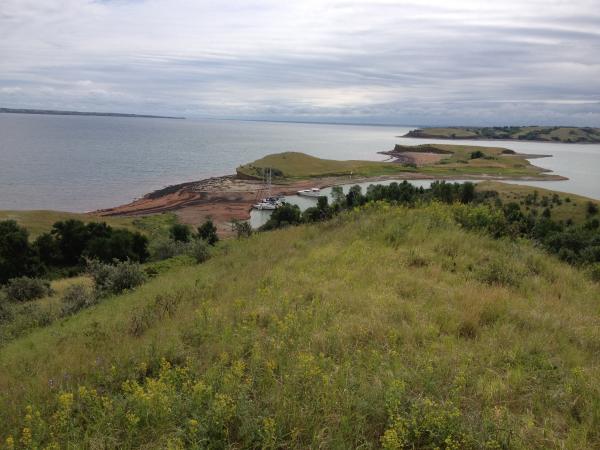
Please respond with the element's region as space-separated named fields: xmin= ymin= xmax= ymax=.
xmin=402 ymin=126 xmax=600 ymax=144
xmin=0 ymin=108 xmax=185 ymax=120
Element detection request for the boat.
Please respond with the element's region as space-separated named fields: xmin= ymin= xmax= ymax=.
xmin=252 ymin=169 xmax=283 ymax=210
xmin=297 ymin=187 xmax=322 ymax=197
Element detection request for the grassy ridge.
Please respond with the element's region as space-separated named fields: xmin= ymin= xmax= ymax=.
xmin=236 ymin=151 xmax=410 ymax=179
xmin=405 ymin=126 xmax=600 ymax=143
xmin=1 ymin=204 xmax=599 ymax=448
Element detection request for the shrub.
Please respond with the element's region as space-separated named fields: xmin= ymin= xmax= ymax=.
xmin=61 ymin=283 xmax=97 ymax=316
xmin=587 ymin=201 xmax=599 ymax=216
xmin=197 ymin=219 xmax=219 ymax=246
xmin=87 ymin=259 xmax=146 ymax=296
xmin=169 ymin=223 xmax=191 ymax=242
xmin=232 ymin=220 xmax=252 ymax=238
xmin=4 ymin=276 xmax=53 ymax=302
xmin=187 ymin=239 xmax=211 ymax=263
xmin=260 ymin=203 xmax=302 ymax=230
xmin=148 ymin=237 xmax=189 ymax=261
xmin=475 ymin=260 xmax=521 ymax=287
xmin=470 ymin=150 xmax=484 ymax=159
xmin=0 ymin=220 xmax=38 ymax=284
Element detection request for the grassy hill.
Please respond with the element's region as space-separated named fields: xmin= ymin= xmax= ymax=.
xmin=237 ymin=148 xmax=562 ymax=182
xmin=236 ymin=151 xmax=409 ymax=180
xmin=1 ymin=203 xmax=599 ymax=448
xmin=404 ymin=126 xmax=600 ymax=143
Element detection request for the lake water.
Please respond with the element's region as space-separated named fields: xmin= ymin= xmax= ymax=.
xmin=1 ymin=113 xmax=599 ymax=212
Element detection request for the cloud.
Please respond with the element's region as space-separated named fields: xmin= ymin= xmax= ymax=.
xmin=0 ymin=0 xmax=599 ymax=125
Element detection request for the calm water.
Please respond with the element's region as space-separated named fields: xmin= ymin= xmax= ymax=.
xmin=1 ymin=113 xmax=599 ymax=212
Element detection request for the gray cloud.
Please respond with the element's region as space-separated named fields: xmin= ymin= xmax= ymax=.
xmin=0 ymin=0 xmax=599 ymax=125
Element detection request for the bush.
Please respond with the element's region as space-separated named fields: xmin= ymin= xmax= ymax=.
xmin=4 ymin=277 xmax=53 ymax=302
xmin=475 ymin=260 xmax=521 ymax=287
xmin=232 ymin=220 xmax=252 ymax=238
xmin=169 ymin=224 xmax=191 ymax=242
xmin=197 ymin=219 xmax=219 ymax=246
xmin=61 ymin=283 xmax=97 ymax=316
xmin=187 ymin=239 xmax=211 ymax=263
xmin=148 ymin=237 xmax=189 ymax=261
xmin=470 ymin=150 xmax=484 ymax=159
xmin=0 ymin=220 xmax=38 ymax=284
xmin=587 ymin=201 xmax=599 ymax=216
xmin=260 ymin=203 xmax=302 ymax=230
xmin=87 ymin=259 xmax=146 ymax=296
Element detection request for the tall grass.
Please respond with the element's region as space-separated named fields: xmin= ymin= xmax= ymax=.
xmin=0 ymin=203 xmax=599 ymax=448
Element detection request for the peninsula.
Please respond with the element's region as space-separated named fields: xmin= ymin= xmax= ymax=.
xmin=97 ymin=145 xmax=564 ymax=234
xmin=0 ymin=107 xmax=185 ymax=120
xmin=404 ymin=126 xmax=600 ymax=143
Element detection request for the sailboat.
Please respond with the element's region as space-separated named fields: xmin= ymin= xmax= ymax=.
xmin=253 ymin=168 xmax=283 ymax=210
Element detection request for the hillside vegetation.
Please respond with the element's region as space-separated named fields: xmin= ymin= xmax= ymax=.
xmin=0 ymin=211 xmax=176 ymax=240
xmin=1 ymin=203 xmax=599 ymax=448
xmin=404 ymin=126 xmax=600 ymax=143
xmin=236 ymin=151 xmax=408 ymax=179
xmin=478 ymin=181 xmax=600 ymax=224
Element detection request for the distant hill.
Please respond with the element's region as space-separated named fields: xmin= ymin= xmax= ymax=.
xmin=0 ymin=107 xmax=184 ymax=120
xmin=404 ymin=126 xmax=600 ymax=143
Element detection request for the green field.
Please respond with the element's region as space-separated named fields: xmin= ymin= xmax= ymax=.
xmin=0 ymin=210 xmax=177 ymax=239
xmin=1 ymin=203 xmax=599 ymax=448
xmin=236 ymin=151 xmax=410 ymax=180
xmin=405 ymin=126 xmax=600 ymax=143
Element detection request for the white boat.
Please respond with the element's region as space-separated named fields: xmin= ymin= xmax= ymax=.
xmin=297 ymin=187 xmax=322 ymax=197
xmin=252 ymin=169 xmax=283 ymax=210
xmin=253 ymin=201 xmax=278 ymax=210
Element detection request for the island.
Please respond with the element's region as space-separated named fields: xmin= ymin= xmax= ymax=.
xmin=0 ymin=107 xmax=184 ymax=120
xmin=403 ymin=126 xmax=600 ymax=143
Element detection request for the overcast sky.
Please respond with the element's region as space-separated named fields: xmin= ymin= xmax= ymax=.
xmin=1 ymin=0 xmax=599 ymax=125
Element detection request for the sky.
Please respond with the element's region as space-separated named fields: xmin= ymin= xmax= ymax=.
xmin=1 ymin=0 xmax=599 ymax=125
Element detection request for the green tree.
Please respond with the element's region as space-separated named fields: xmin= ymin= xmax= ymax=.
xmin=197 ymin=219 xmax=219 ymax=246
xmin=0 ymin=220 xmax=36 ymax=284
xmin=169 ymin=223 xmax=191 ymax=242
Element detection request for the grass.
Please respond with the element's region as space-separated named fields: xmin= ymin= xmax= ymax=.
xmin=391 ymin=143 xmax=558 ymax=179
xmin=236 ymin=151 xmax=411 ymax=180
xmin=237 ymin=147 xmax=560 ymax=183
xmin=478 ymin=181 xmax=600 ymax=223
xmin=405 ymin=126 xmax=600 ymax=143
xmin=1 ymin=203 xmax=599 ymax=448
xmin=0 ymin=210 xmax=177 ymax=239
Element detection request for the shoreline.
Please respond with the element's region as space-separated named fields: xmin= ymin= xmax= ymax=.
xmin=93 ymin=170 xmax=568 ymax=235
xmin=397 ymin=135 xmax=600 ymax=145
